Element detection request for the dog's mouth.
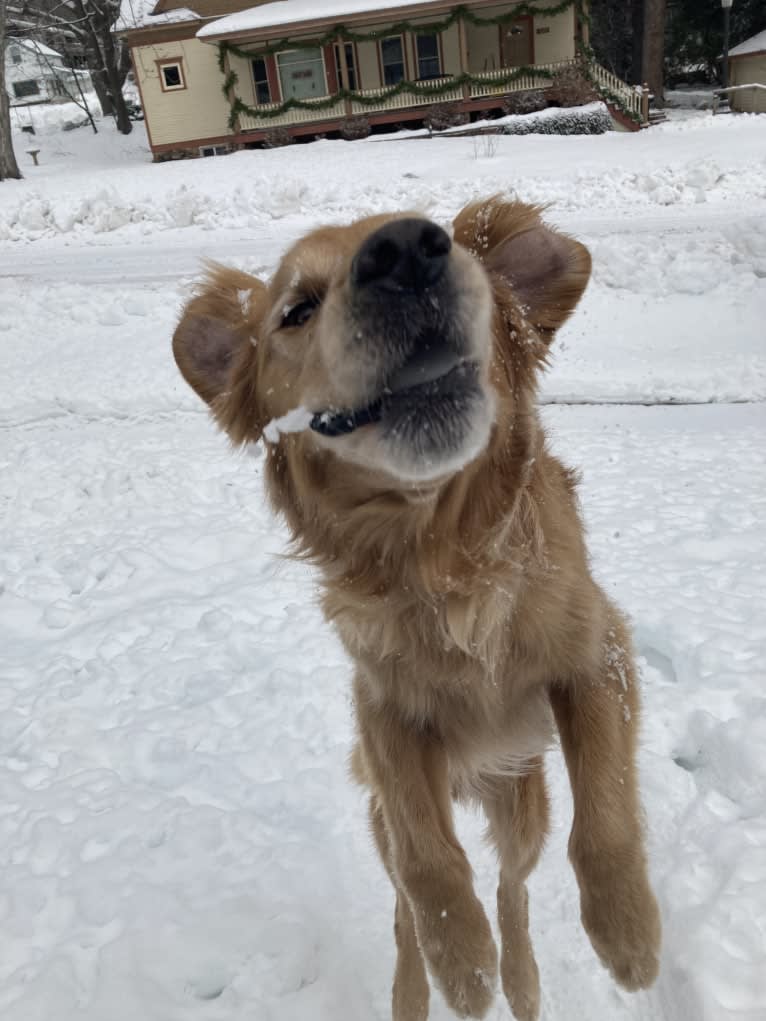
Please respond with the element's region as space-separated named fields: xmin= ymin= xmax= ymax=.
xmin=310 ymin=336 xmax=470 ymax=438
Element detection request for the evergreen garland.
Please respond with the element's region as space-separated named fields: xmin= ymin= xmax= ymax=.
xmin=227 ymin=66 xmax=555 ymax=130
xmin=216 ymin=1 xmax=587 ymax=62
xmin=212 ymin=1 xmax=640 ymax=131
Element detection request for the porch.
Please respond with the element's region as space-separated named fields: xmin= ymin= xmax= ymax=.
xmin=235 ymin=58 xmax=645 ymax=134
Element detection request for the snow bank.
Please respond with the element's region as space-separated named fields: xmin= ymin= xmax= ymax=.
xmin=2 ymin=112 xmax=765 ymax=244
xmin=2 ymin=154 xmax=765 ymax=242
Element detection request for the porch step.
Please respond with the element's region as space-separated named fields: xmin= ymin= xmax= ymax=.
xmin=641 ymin=109 xmax=668 ymax=128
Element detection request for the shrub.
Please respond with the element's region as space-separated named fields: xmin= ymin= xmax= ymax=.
xmin=261 ymin=126 xmax=295 ymax=149
xmin=502 ymin=103 xmax=612 ymax=136
xmin=424 ymin=102 xmax=469 ymax=132
xmin=502 ymin=89 xmax=547 ymax=116
xmin=340 ymin=115 xmax=371 ymax=140
xmin=548 ymin=63 xmax=599 ymax=108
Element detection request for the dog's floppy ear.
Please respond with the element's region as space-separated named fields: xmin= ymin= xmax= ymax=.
xmin=173 ymin=265 xmax=268 ymax=444
xmin=453 ymin=198 xmax=591 ymax=335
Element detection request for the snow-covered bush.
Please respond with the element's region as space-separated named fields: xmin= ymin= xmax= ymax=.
xmin=261 ymin=126 xmax=295 ymax=149
xmin=424 ymin=101 xmax=469 ymax=132
xmin=502 ymin=89 xmax=547 ymax=115
xmin=503 ymin=102 xmax=612 ymax=136
xmin=548 ymin=62 xmax=599 ymax=107
xmin=340 ymin=116 xmax=371 ymax=140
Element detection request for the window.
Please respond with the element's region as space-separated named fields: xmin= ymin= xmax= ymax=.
xmin=251 ymin=57 xmax=271 ymax=104
xmin=333 ymin=42 xmax=357 ymax=91
xmin=380 ymin=36 xmax=405 ymax=86
xmin=159 ymin=61 xmax=185 ymax=92
xmin=415 ymin=34 xmax=441 ymax=80
xmin=199 ymin=145 xmax=229 ymax=157
xmin=276 ymin=48 xmax=327 ymax=101
xmin=13 ymin=80 xmax=40 ymax=99
xmin=10 ymin=47 xmax=22 ymax=65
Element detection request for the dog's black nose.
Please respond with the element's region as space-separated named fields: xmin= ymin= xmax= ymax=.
xmin=353 ymin=218 xmax=451 ymax=293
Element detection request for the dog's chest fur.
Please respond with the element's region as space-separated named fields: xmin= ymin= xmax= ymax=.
xmin=327 ymin=569 xmax=555 ymax=789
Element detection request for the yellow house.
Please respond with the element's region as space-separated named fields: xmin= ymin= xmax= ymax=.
xmin=727 ymin=28 xmax=766 ymax=114
xmin=118 ymin=0 xmax=643 ymax=160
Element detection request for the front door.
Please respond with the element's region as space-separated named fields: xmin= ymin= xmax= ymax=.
xmin=502 ymin=18 xmax=533 ymax=67
xmin=277 ymin=48 xmax=328 ymax=101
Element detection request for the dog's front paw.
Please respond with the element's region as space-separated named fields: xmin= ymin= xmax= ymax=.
xmin=417 ymin=893 xmax=498 ymax=1018
xmin=501 ymin=952 xmax=540 ymax=1021
xmin=579 ymin=868 xmax=661 ymax=991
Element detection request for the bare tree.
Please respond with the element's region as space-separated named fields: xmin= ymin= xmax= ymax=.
xmin=642 ymin=0 xmax=667 ymax=106
xmin=1 ymin=0 xmax=23 ymax=180
xmin=14 ymin=0 xmax=133 ymax=133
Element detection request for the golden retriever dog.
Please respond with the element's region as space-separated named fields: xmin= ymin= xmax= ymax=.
xmin=172 ymin=198 xmax=661 ymax=1021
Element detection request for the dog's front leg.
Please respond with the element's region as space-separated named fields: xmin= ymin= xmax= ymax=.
xmin=549 ymin=610 xmax=661 ymax=991
xmin=357 ymin=695 xmax=497 ymax=1019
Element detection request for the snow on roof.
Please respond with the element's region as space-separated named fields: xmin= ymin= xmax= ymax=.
xmin=11 ymin=38 xmax=63 ymax=59
xmin=116 ymin=0 xmax=200 ymax=32
xmin=197 ymin=0 xmax=447 ymax=40
xmin=729 ymin=28 xmax=766 ymax=58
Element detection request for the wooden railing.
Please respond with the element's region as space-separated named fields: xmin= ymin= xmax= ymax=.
xmin=239 ymin=96 xmax=342 ymax=130
xmin=350 ymin=76 xmax=464 ymax=114
xmin=237 ymin=58 xmax=646 ymax=132
xmin=468 ymin=60 xmax=572 ymax=98
xmin=587 ymin=59 xmax=644 ymax=120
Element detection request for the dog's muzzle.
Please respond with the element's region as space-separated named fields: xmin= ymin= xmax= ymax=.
xmin=310 ymin=218 xmax=462 ymax=438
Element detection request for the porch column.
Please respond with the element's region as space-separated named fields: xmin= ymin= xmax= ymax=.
xmin=580 ymin=1 xmax=591 ymax=48
xmin=457 ymin=12 xmax=470 ymax=100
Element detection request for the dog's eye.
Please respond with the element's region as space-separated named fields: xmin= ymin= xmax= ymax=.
xmin=280 ymin=298 xmax=319 ymax=329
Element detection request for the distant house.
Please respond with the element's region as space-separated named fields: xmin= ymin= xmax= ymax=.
xmin=5 ymin=39 xmax=80 ymax=106
xmin=727 ymin=28 xmax=766 ymax=114
xmin=118 ymin=0 xmax=645 ymax=161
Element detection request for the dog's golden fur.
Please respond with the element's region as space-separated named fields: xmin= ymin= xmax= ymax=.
xmin=173 ymin=199 xmax=661 ymax=1020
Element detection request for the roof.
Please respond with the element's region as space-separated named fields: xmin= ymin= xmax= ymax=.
xmin=729 ymin=27 xmax=766 ymax=59
xmin=116 ymin=0 xmax=200 ymax=31
xmin=197 ymin=0 xmax=448 ymax=40
xmin=8 ymin=38 xmax=63 ymax=59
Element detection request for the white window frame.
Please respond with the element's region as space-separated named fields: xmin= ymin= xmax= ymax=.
xmin=276 ymin=48 xmax=329 ymax=100
xmin=415 ymin=33 xmax=442 ymax=81
xmin=380 ymin=35 xmax=406 ymax=86
xmin=159 ymin=60 xmax=186 ymax=92
xmin=251 ymin=56 xmax=272 ymax=105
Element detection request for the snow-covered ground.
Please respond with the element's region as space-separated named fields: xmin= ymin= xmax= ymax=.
xmin=1 ymin=111 xmax=765 ymax=1021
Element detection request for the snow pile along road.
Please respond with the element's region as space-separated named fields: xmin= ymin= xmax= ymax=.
xmin=2 ymin=111 xmax=766 ymax=242
xmin=1 ymin=110 xmax=765 ymax=1021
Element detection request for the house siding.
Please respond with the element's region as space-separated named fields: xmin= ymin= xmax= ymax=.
xmin=532 ymin=3 xmax=576 ymax=64
xmin=132 ymin=38 xmax=233 ymax=147
xmin=465 ymin=19 xmax=499 ymax=73
xmin=730 ymin=54 xmax=766 ymax=113
xmin=356 ymin=38 xmax=380 ymax=90
xmin=437 ymin=22 xmax=461 ymax=76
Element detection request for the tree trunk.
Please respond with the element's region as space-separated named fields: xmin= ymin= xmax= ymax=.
xmin=0 ymin=0 xmax=23 ymax=180
xmin=73 ymin=0 xmax=132 ymax=134
xmin=91 ymin=67 xmax=114 ymax=116
xmin=96 ymin=4 xmax=132 ymax=134
xmin=642 ymin=0 xmax=667 ymax=106
xmin=631 ymin=0 xmax=645 ymax=85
